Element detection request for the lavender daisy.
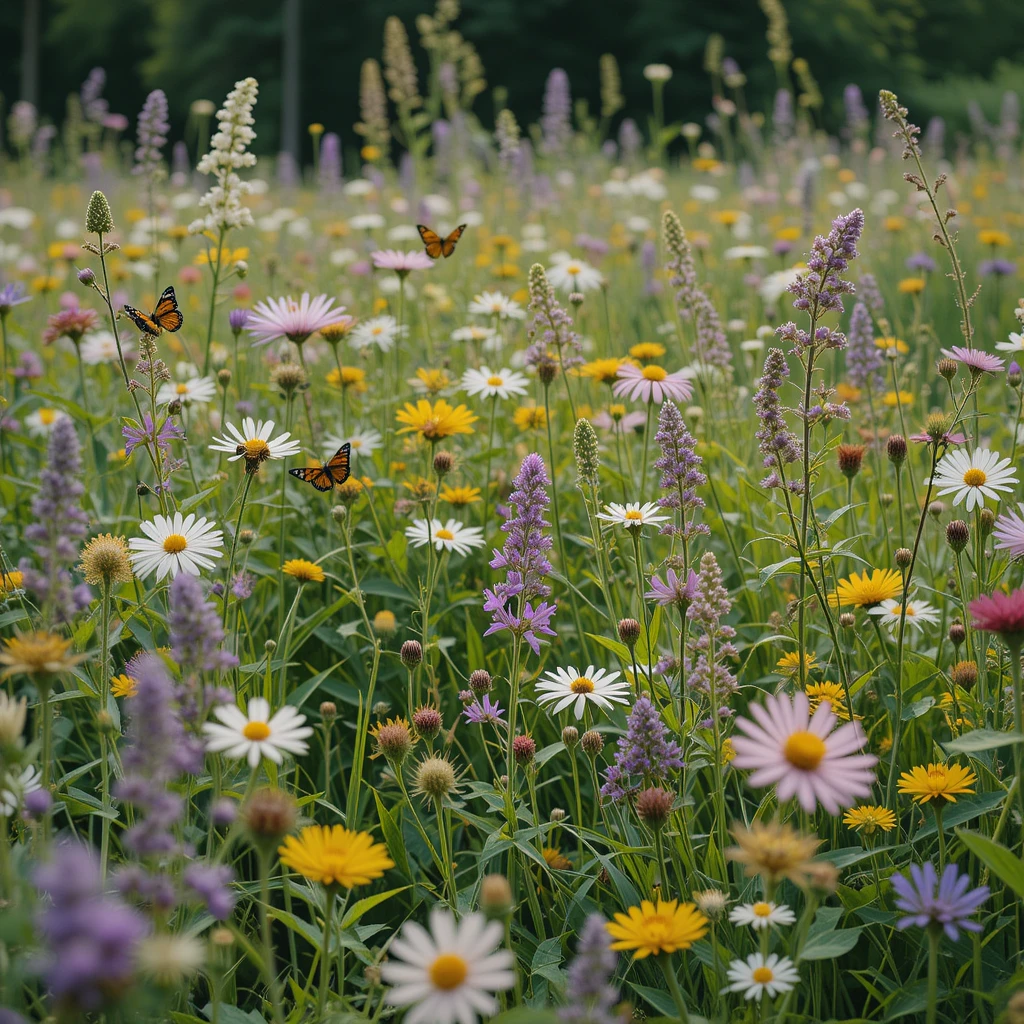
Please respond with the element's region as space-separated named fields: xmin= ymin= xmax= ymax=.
xmin=247 ymin=293 xmax=350 ymax=346
xmin=892 ymin=861 xmax=988 ymax=940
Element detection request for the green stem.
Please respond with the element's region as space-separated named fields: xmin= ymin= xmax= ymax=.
xmin=315 ymin=888 xmax=336 ymax=1020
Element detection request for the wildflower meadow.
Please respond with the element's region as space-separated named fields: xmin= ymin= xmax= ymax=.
xmin=5 ymin=6 xmax=1024 ymax=1023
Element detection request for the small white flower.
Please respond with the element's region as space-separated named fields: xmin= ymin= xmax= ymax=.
xmin=25 ymin=408 xmax=69 ymax=437
xmin=202 ymin=697 xmax=313 ymax=768
xmin=129 ymin=512 xmax=224 ymax=581
xmin=80 ymin=331 xmax=132 ymax=365
xmin=343 ymin=180 xmax=376 ymax=198
xmin=643 ymin=63 xmax=673 ymax=82
xmin=728 ymin=902 xmax=797 ymax=931
xmin=996 ymin=332 xmax=1024 ymax=353
xmin=405 ymin=519 xmax=485 ymax=557
xmin=451 ymin=325 xmax=495 ymax=344
xmin=535 ymin=665 xmax=631 ymax=719
xmin=382 ymin=908 xmax=515 ymax=1024
xmin=462 ymin=367 xmax=529 ymax=401
xmin=928 ymin=447 xmax=1018 ymax=512
xmin=136 ymin=933 xmax=205 ymax=986
xmin=348 ymin=212 xmax=385 ymax=230
xmin=324 ymin=429 xmax=382 ymax=458
xmin=349 ymin=315 xmax=406 ymax=352
xmin=468 ymin=291 xmax=526 ymax=320
xmin=209 ymin=417 xmax=302 ymax=465
xmin=0 ymin=764 xmax=41 ymax=817
xmin=156 ymin=371 xmax=217 ymax=406
xmin=597 ymin=501 xmax=671 ymax=531
xmin=727 ymin=953 xmax=800 ymax=1001
xmin=868 ymin=596 xmax=941 ymax=632
xmin=547 ymin=255 xmax=604 ymax=293
xmin=723 ymin=245 xmax=769 ymax=261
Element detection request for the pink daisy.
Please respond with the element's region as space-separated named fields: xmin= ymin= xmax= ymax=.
xmin=371 ymin=249 xmax=434 ymax=274
xmin=968 ymin=587 xmax=1024 ymax=643
xmin=246 ymin=293 xmax=349 ymax=347
xmin=941 ymin=346 xmax=1004 ymax=374
xmin=993 ymin=504 xmax=1024 ymax=558
xmin=731 ymin=691 xmax=877 ymax=814
xmin=612 ymin=362 xmax=694 ymax=405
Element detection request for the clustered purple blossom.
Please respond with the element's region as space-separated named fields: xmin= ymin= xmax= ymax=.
xmin=122 ymin=413 xmax=183 ymax=457
xmin=169 ymin=572 xmax=239 ymax=682
xmin=34 ymin=843 xmax=148 ymax=1012
xmin=525 ymin=264 xmax=584 ymax=371
xmin=906 ymin=251 xmax=937 ymax=274
xmin=559 ymin=913 xmax=619 ymax=1024
xmin=777 ymin=208 xmax=865 ymax=353
xmin=686 ymin=551 xmax=739 ymax=700
xmin=541 ymin=68 xmax=572 ymax=155
xmin=843 ymin=84 xmax=869 ymax=138
xmin=319 ymin=132 xmax=342 ymax=191
xmin=80 ymin=67 xmax=109 ymax=124
xmin=184 ymin=862 xmax=237 ymax=920
xmin=114 ymin=654 xmax=204 ymax=857
xmin=483 ymin=453 xmax=557 ymax=656
xmin=133 ymin=89 xmax=169 ymax=178
xmin=19 ymin=416 xmax=91 ymax=622
xmin=845 ymin=300 xmax=885 ymax=391
xmin=892 ymin=861 xmax=988 ymax=941
xmin=772 ymin=89 xmax=794 ymax=143
xmin=601 ymin=695 xmax=683 ymax=802
xmin=753 ymin=347 xmax=802 ymax=492
xmin=653 ymin=400 xmax=708 ymax=539
xmin=618 ymin=118 xmax=642 ymax=160
xmin=857 ymin=272 xmax=885 ymax=316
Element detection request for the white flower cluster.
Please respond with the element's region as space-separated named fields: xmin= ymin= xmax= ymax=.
xmin=189 ymin=77 xmax=259 ymax=235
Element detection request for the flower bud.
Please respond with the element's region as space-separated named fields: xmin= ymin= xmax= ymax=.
xmin=319 ymin=701 xmax=337 ymax=723
xmin=86 ymin=190 xmax=115 ymax=234
xmin=618 ymin=618 xmax=642 ymax=647
xmin=937 ymin=357 xmax=958 ymax=381
xmin=239 ymin=528 xmax=255 ymax=546
xmin=412 ymin=706 xmax=443 ymax=739
xmin=549 ymin=808 xmax=567 ymax=823
xmin=946 ymin=520 xmax=969 ymax=552
xmin=217 ymin=368 xmax=232 ymax=388
xmin=77 ymin=267 xmax=96 ymax=285
xmin=980 ymin=508 xmax=995 ymax=536
xmin=895 ymin=547 xmax=912 ymax=569
xmin=581 ymin=729 xmax=604 ymax=757
xmin=433 ymin=450 xmax=455 ymax=476
xmin=561 ymin=725 xmax=579 ymax=748
xmin=331 ymin=504 xmax=347 ymax=523
xmin=886 ymin=434 xmax=907 ymax=465
xmin=512 ymin=734 xmax=536 ymax=765
xmin=243 ymin=787 xmax=297 ymax=843
xmin=948 ymin=622 xmax=966 ymax=647
xmin=839 ymin=612 xmax=856 ymax=629
xmin=414 ymin=755 xmax=457 ymax=800
xmin=636 ymin=786 xmax=674 ymax=828
xmin=372 ymin=718 xmax=414 ymax=764
xmin=469 ymin=669 xmax=492 ymax=694
xmin=836 ymin=443 xmax=865 ymax=479
xmin=480 ymin=873 xmax=514 ymax=918
xmin=400 ymin=639 xmax=423 ymax=669
xmin=950 ymin=660 xmax=978 ymax=691
xmin=692 ymin=888 xmax=728 ymax=920
xmin=264 ymin=639 xmax=277 ymax=653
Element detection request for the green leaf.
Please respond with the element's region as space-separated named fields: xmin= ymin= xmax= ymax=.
xmin=915 ymin=790 xmax=1006 ymax=837
xmin=799 ymin=927 xmax=862 ymax=960
xmin=956 ymin=829 xmax=1024 ymax=900
xmin=629 ymin=983 xmax=678 ymax=1017
xmin=340 ymin=885 xmax=410 ymax=929
xmin=944 ymin=728 xmax=1024 ymax=754
xmin=200 ymin=1005 xmax=267 ymax=1024
xmin=373 ymin=789 xmax=411 ymax=877
xmin=756 ymin=556 xmax=802 ymax=589
xmin=178 ymin=485 xmax=219 ymax=514
xmin=485 ymin=1011 xmax=560 ymax=1024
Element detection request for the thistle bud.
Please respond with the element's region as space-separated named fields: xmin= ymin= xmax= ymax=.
xmin=561 ymin=725 xmax=579 ymax=748
xmin=433 ymin=450 xmax=455 ymax=476
xmin=895 ymin=547 xmax=912 ymax=569
xmin=243 ymin=787 xmax=297 ymax=845
xmin=512 ymin=734 xmax=536 ymax=765
xmin=480 ymin=873 xmax=513 ymax=918
xmin=839 ymin=612 xmax=856 ymax=629
xmin=573 ymin=418 xmax=600 ymax=487
xmin=218 ymin=369 xmax=232 ymax=388
xmin=549 ymin=807 xmax=567 ymax=823
xmin=265 ymin=639 xmax=277 ymax=653
xmin=980 ymin=508 xmax=995 ymax=536
xmin=239 ymin=529 xmax=255 ymax=546
xmin=469 ymin=669 xmax=492 ymax=694
xmin=618 ymin=618 xmax=642 ymax=647
xmin=85 ymin=190 xmax=114 ymax=234
xmin=950 ymin=660 xmax=978 ymax=691
xmin=946 ymin=520 xmax=969 ymax=552
xmin=319 ymin=701 xmax=337 ymax=723
xmin=331 ymin=505 xmax=347 ymax=523
xmin=886 ymin=434 xmax=907 ymax=465
xmin=948 ymin=621 xmax=966 ymax=647
xmin=400 ymin=640 xmax=423 ymax=669
xmin=77 ymin=267 xmax=96 ymax=285
xmin=412 ymin=706 xmax=442 ymax=739
xmin=937 ymin=357 xmax=958 ymax=381
xmin=636 ymin=786 xmax=674 ymax=828
xmin=836 ymin=443 xmax=865 ymax=479
xmin=581 ymin=729 xmax=603 ymax=757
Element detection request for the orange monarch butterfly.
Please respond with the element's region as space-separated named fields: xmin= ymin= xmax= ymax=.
xmin=289 ymin=443 xmax=352 ymax=492
xmin=123 ymin=286 xmax=184 ymax=336
xmin=417 ymin=223 xmax=467 ymax=259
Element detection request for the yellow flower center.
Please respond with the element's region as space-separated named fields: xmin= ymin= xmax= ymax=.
xmin=642 ymin=365 xmax=668 ymax=381
xmin=435 ymin=528 xmax=455 ymax=541
xmin=487 ymin=375 xmax=504 ymax=387
xmin=783 ymin=730 xmax=827 ymax=771
xmin=752 ymin=902 xmax=772 ymax=917
xmin=570 ymin=676 xmax=595 ymax=694
xmin=429 ymin=953 xmax=468 ymax=991
xmin=752 ymin=966 xmax=774 ymax=984
xmin=162 ymin=533 xmax=188 ymax=554
xmin=243 ymin=721 xmax=271 ymax=741
xmin=176 ymin=383 xmax=190 ymax=394
xmin=963 ymin=468 xmax=986 ymax=487
xmin=39 ymin=408 xmax=56 ymax=425
xmin=566 ymin=263 xmax=582 ymax=275
xmin=624 ymin=509 xmax=644 ymax=521
xmin=372 ymin=326 xmax=383 ymax=335
xmin=242 ymin=439 xmax=271 ymax=460
xmin=641 ymin=914 xmax=673 ymax=944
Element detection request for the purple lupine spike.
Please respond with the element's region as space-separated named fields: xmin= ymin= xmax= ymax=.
xmin=686 ymin=551 xmax=738 ymax=700
xmin=319 ymin=132 xmax=342 ymax=191
xmin=19 ymin=416 xmax=90 ymax=622
xmin=525 ymin=263 xmax=583 ymax=370
xmin=541 ymin=68 xmax=572 ymax=154
xmin=133 ymin=89 xmax=169 ymax=178
xmin=559 ymin=913 xmax=619 ymax=1023
xmin=845 ymin=301 xmax=884 ymax=391
xmin=857 ymin=272 xmax=885 ymax=317
xmin=601 ymin=695 xmax=684 ymax=802
xmin=753 ymin=348 xmax=802 ymax=491
xmin=184 ymin=863 xmax=237 ymax=920
xmin=653 ymin=400 xmax=708 ymax=538
xmin=618 ymin=118 xmax=642 ymax=160
xmin=843 ymin=84 xmax=869 ymax=137
xmin=80 ymin=68 xmax=108 ymax=123
xmin=168 ymin=572 xmax=239 ymax=678
xmin=772 ymin=89 xmax=793 ymax=142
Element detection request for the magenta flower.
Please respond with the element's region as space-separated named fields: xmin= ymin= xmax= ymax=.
xmin=968 ymin=586 xmax=1024 ymax=644
xmin=246 ymin=293 xmax=349 ymax=346
xmin=371 ymin=249 xmax=434 ymax=274
xmin=941 ymin=346 xmax=1004 ymax=374
xmin=731 ymin=691 xmax=877 ymax=814
xmin=645 ymin=567 xmax=699 ymax=607
xmin=993 ymin=505 xmax=1024 ymax=558
xmin=612 ymin=363 xmax=694 ymax=404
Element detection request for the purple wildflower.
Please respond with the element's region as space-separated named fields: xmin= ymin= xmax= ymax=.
xmin=319 ymin=132 xmax=342 ymax=191
xmin=980 ymin=259 xmax=1017 ymax=278
xmin=541 ymin=68 xmax=572 ymax=154
xmin=653 ymin=400 xmax=707 ymax=538
xmin=941 ymin=346 xmax=1004 ymax=375
xmin=168 ymin=572 xmax=239 ymax=678
xmin=844 ymin=84 xmax=869 ymax=138
xmin=231 ymin=571 xmax=255 ymax=599
xmin=462 ymin=695 xmax=506 ymax=727
xmin=906 ymin=252 xmax=937 ymax=274
xmin=122 ymin=413 xmax=184 ymax=457
xmin=618 ymin=118 xmax=642 ymax=160
xmin=645 ymin=567 xmax=699 ymax=608
xmin=34 ymin=843 xmax=148 ymax=1012
xmin=685 ymin=552 xmax=739 ymax=701
xmin=80 ymin=68 xmax=108 ymax=123
xmin=754 ymin=348 xmax=802 ymax=491
xmin=777 ymin=208 xmax=864 ymax=353
xmin=601 ymin=695 xmax=684 ymax=802
xmin=772 ymin=89 xmax=793 ymax=142
xmin=559 ymin=913 xmax=619 ymax=1023
xmin=19 ymin=416 xmax=90 ymax=622
xmin=892 ymin=861 xmax=988 ymax=941
xmin=845 ymin=301 xmax=885 ymax=391
xmin=184 ymin=863 xmax=237 ymax=920
xmin=857 ymin=272 xmax=885 ymax=317
xmin=132 ymin=89 xmax=169 ymax=178
xmin=12 ymin=350 xmax=42 ymax=380
xmin=526 ymin=263 xmax=583 ymax=371
xmin=0 ymin=282 xmax=30 ymax=316
xmin=228 ymin=307 xmax=250 ymax=335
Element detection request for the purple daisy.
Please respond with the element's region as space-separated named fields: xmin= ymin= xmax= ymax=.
xmin=645 ymin=567 xmax=699 ymax=607
xmin=993 ymin=505 xmax=1024 ymax=558
xmin=371 ymin=249 xmax=434 ymax=274
xmin=247 ymin=293 xmax=350 ymax=347
xmin=463 ymin=695 xmax=505 ymax=727
xmin=941 ymin=346 xmax=1003 ymax=374
xmin=892 ymin=861 xmax=988 ymax=941
xmin=0 ymin=282 xmax=31 ymax=315
xmin=979 ymin=259 xmax=1017 ymax=277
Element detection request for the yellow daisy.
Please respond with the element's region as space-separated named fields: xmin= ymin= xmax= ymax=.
xmin=282 ymin=559 xmax=325 ymax=583
xmin=396 ymin=399 xmax=477 ymax=441
xmin=278 ymin=825 xmax=394 ymax=889
xmin=606 ymin=899 xmax=709 ymax=959
xmin=898 ymin=763 xmax=977 ymax=804
xmin=843 ymin=805 xmax=896 ymax=835
xmin=829 ymin=569 xmax=902 ymax=608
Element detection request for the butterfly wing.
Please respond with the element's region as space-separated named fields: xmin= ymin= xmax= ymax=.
xmin=325 ymin=443 xmax=351 ymax=486
xmin=153 ymin=286 xmax=184 ymax=332
xmin=418 ymin=224 xmax=444 ymax=260
xmin=440 ymin=224 xmax=467 ymax=258
xmin=289 ymin=465 xmax=336 ymax=492
xmin=123 ymin=304 xmax=161 ymax=336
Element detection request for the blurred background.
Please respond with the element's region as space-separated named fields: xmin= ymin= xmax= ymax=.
xmin=1 ymin=0 xmax=1022 ymax=166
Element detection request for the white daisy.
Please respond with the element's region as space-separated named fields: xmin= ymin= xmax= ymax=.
xmin=462 ymin=367 xmax=530 ymax=401
xmin=723 ymin=245 xmax=769 ymax=261
xmin=202 ymin=697 xmax=312 ymax=768
xmin=468 ymin=291 xmax=526 ymax=321
xmin=0 ymin=764 xmax=42 ymax=817
xmin=323 ymin=429 xmax=382 ymax=458
xmin=348 ymin=212 xmax=385 ymax=230
xmin=535 ymin=665 xmax=631 ymax=719
xmin=156 ymin=372 xmax=217 ymax=406
xmin=867 ymin=596 xmax=941 ymax=632
xmin=129 ymin=512 xmax=224 ymax=581
xmin=597 ymin=501 xmax=671 ymax=531
xmin=25 ymin=408 xmax=69 ymax=437
xmin=405 ymin=519 xmax=485 ymax=557
xmin=209 ymin=417 xmax=302 ymax=468
xmin=547 ymin=255 xmax=604 ymax=293
xmin=451 ymin=325 xmax=496 ymax=345
xmin=349 ymin=315 xmax=406 ymax=352
xmin=996 ymin=332 xmax=1024 ymax=353
xmin=80 ymin=331 xmax=132 ymax=365
xmin=382 ymin=908 xmax=515 ymax=1024
xmin=928 ymin=447 xmax=1018 ymax=512
xmin=728 ymin=902 xmax=797 ymax=931
xmin=726 ymin=953 xmax=800 ymax=1001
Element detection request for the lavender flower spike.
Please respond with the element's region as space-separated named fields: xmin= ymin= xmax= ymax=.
xmin=754 ymin=348 xmax=802 ymax=492
xmin=133 ymin=89 xmax=169 ymax=178
xmin=653 ymin=399 xmax=708 ymax=539
xmin=559 ymin=913 xmax=620 ymax=1023
xmin=845 ymin=301 xmax=884 ymax=391
xmin=169 ymin=572 xmax=239 ymax=678
xmin=601 ymin=695 xmax=683 ymax=802
xmin=541 ymin=68 xmax=572 ymax=154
